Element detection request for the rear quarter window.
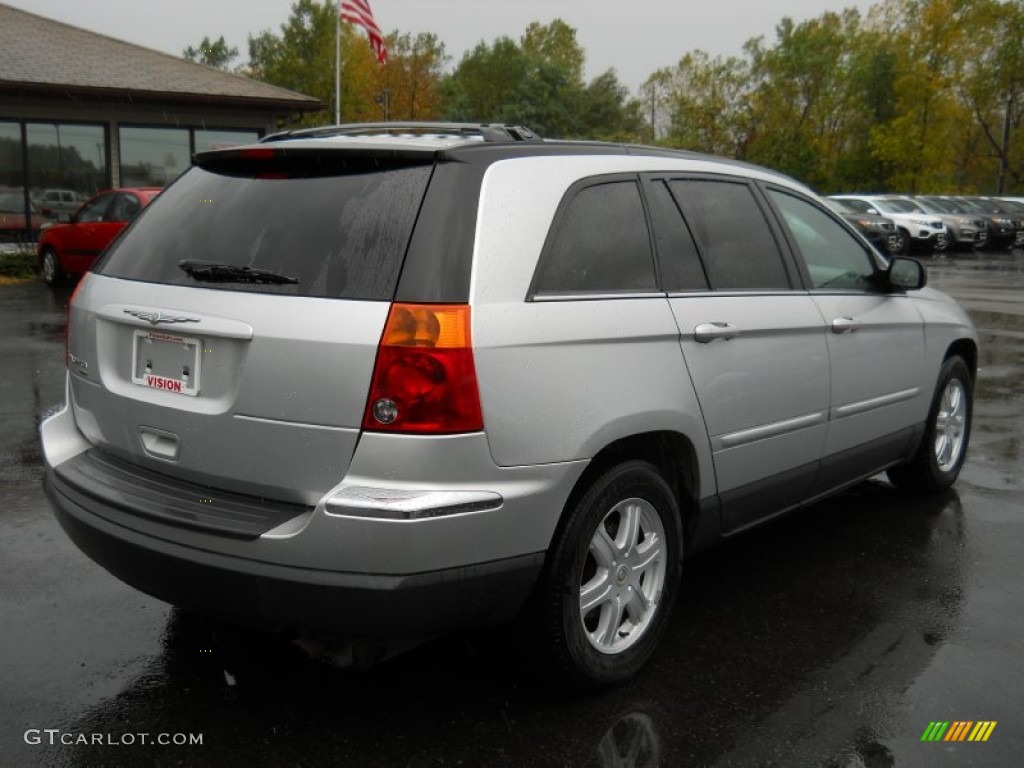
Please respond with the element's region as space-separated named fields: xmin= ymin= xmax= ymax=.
xmin=530 ymin=179 xmax=656 ymax=297
xmin=97 ymin=156 xmax=433 ymax=301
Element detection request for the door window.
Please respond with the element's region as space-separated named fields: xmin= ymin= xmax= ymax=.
xmin=768 ymin=189 xmax=877 ymax=291
xmin=667 ymin=179 xmax=790 ymax=291
xmin=105 ymin=193 xmax=141 ymax=222
xmin=76 ymin=194 xmax=113 ymax=223
xmin=645 ymin=180 xmax=709 ymax=292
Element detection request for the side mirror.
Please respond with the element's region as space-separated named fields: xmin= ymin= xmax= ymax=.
xmin=888 ymin=256 xmax=927 ymax=291
xmin=866 ymin=208 xmax=879 ymax=215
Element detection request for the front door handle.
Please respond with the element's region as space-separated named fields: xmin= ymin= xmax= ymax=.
xmin=831 ymin=317 xmax=863 ymax=334
xmin=694 ymin=322 xmax=739 ymax=343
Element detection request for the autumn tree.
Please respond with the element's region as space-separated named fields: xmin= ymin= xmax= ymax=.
xmin=373 ymin=32 xmax=448 ymax=121
xmin=866 ymin=0 xmax=974 ymax=192
xmin=247 ymin=0 xmax=445 ymax=127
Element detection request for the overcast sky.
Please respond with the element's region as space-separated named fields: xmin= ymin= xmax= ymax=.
xmin=7 ymin=0 xmax=875 ymax=90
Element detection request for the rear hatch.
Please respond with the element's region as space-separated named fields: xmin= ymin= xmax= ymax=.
xmin=69 ymin=146 xmax=435 ymax=505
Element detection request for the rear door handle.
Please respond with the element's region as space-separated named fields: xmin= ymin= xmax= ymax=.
xmin=694 ymin=322 xmax=739 ymax=343
xmin=831 ymin=317 xmax=863 ymax=334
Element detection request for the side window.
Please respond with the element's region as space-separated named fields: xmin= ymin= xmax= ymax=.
xmin=77 ymin=194 xmax=112 ymax=223
xmin=768 ymin=189 xmax=877 ymax=291
xmin=667 ymin=179 xmax=790 ymax=291
xmin=646 ymin=180 xmax=709 ymax=292
xmin=105 ymin=193 xmax=141 ymax=222
xmin=531 ymin=180 xmax=656 ymax=296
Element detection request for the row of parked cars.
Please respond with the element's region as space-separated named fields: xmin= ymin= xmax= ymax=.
xmin=827 ymin=194 xmax=1024 ymax=255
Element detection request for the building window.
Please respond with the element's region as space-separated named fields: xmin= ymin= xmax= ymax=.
xmin=25 ymin=123 xmax=107 ymax=211
xmin=119 ymin=126 xmax=190 ymax=187
xmin=0 ymin=121 xmax=23 ymax=189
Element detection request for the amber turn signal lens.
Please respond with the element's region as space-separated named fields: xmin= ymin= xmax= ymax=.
xmin=362 ymin=304 xmax=483 ymax=434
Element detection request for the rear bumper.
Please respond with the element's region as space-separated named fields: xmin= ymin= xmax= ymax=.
xmin=40 ymin=374 xmax=580 ymax=638
xmin=45 ymin=466 xmax=544 ymax=638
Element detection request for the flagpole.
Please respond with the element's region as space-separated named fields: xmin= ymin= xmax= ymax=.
xmin=335 ymin=2 xmax=341 ymax=124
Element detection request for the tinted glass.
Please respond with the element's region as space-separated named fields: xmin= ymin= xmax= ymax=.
xmin=646 ymin=180 xmax=708 ymax=291
xmin=533 ymin=181 xmax=655 ymax=295
xmin=98 ymin=157 xmax=432 ymax=301
xmin=668 ymin=179 xmax=789 ymax=291
xmin=769 ymin=189 xmax=877 ymax=291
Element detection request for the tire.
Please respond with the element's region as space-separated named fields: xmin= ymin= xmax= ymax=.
xmin=543 ymin=460 xmax=682 ymax=688
xmin=888 ymin=231 xmax=907 ymax=255
xmin=898 ymin=228 xmax=913 ymax=254
xmin=932 ymin=233 xmax=950 ymax=253
xmin=887 ymin=356 xmax=973 ymax=493
xmin=41 ymin=247 xmax=64 ymax=285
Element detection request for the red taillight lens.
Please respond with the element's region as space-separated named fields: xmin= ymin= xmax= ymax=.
xmin=362 ymin=304 xmax=483 ymax=434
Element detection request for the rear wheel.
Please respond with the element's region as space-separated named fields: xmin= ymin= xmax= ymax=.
xmin=888 ymin=356 xmax=972 ymax=493
xmin=543 ymin=460 xmax=682 ymax=688
xmin=41 ymin=247 xmax=64 ymax=285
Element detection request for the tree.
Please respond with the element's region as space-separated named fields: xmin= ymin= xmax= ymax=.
xmin=579 ymin=70 xmax=646 ymax=142
xmin=656 ymin=50 xmax=752 ymax=158
xmin=248 ymin=0 xmax=447 ymax=127
xmin=442 ymin=19 xmax=643 ymax=141
xmin=866 ymin=0 xmax=973 ymax=192
xmin=744 ymin=11 xmax=867 ymax=188
xmin=183 ymin=35 xmax=239 ymax=70
xmin=373 ymin=32 xmax=448 ymax=121
xmin=954 ymin=0 xmax=1024 ymax=192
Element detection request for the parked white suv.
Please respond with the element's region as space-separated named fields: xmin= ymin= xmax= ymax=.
xmin=41 ymin=123 xmax=977 ymax=687
xmin=831 ymin=195 xmax=949 ymax=252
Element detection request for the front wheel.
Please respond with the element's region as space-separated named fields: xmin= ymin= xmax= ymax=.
xmin=888 ymin=231 xmax=907 ymax=255
xmin=40 ymin=248 xmax=64 ymax=285
xmin=887 ymin=356 xmax=973 ymax=493
xmin=543 ymin=460 xmax=682 ymax=688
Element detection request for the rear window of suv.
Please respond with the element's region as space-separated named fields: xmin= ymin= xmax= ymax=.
xmin=97 ymin=152 xmax=433 ymax=301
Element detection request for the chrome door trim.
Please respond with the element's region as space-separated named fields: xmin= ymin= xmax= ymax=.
xmin=713 ymin=411 xmax=827 ymax=451
xmin=832 ymin=387 xmax=921 ymax=420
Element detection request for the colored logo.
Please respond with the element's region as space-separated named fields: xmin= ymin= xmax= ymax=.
xmin=921 ymin=721 xmax=997 ymax=742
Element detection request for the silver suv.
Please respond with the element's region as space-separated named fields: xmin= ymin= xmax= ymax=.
xmin=41 ymin=123 xmax=977 ymax=687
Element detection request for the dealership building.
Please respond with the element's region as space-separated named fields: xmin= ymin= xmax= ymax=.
xmin=0 ymin=2 xmax=322 ymax=245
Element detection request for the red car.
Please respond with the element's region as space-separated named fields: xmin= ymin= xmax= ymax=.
xmin=38 ymin=188 xmax=161 ymax=284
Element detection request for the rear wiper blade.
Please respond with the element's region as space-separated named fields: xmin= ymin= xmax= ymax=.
xmin=178 ymin=259 xmax=299 ymax=285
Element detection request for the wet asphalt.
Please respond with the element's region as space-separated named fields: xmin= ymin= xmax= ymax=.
xmin=1 ymin=252 xmax=1022 ymax=768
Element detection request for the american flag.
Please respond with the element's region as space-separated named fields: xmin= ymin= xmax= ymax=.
xmin=340 ymin=0 xmax=388 ymax=64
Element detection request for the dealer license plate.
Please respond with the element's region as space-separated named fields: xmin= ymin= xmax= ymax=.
xmin=131 ymin=330 xmax=201 ymax=396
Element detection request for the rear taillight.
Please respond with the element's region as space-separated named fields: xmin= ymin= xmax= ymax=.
xmin=362 ymin=303 xmax=483 ymax=434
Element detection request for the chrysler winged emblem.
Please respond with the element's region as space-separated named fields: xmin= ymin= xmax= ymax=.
xmin=123 ymin=309 xmax=201 ymax=326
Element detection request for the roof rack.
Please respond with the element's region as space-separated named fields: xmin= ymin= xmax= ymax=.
xmin=261 ymin=122 xmax=543 ymax=144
